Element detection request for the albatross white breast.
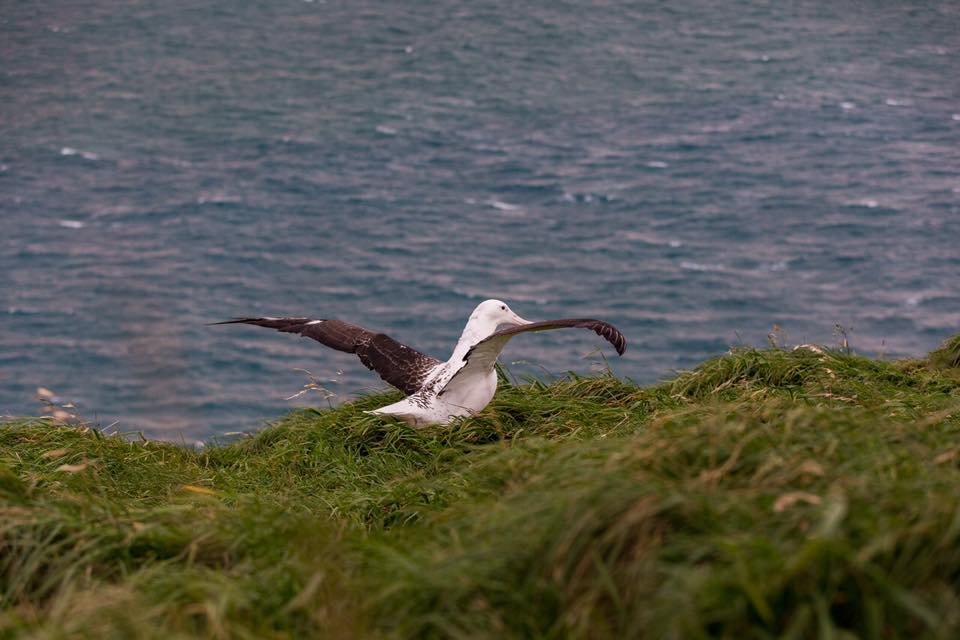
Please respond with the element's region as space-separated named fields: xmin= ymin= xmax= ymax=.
xmin=214 ymin=299 xmax=627 ymax=427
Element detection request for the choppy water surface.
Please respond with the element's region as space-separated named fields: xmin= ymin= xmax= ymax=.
xmin=2 ymin=1 xmax=959 ymax=440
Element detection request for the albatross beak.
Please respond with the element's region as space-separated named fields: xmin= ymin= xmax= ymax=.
xmin=508 ymin=311 xmax=534 ymax=326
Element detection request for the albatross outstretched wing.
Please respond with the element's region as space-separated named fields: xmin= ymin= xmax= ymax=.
xmin=438 ymin=318 xmax=626 ymax=397
xmin=213 ymin=317 xmax=442 ymax=395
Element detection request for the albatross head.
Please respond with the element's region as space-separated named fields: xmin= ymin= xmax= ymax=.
xmin=454 ymin=299 xmax=534 ymax=353
xmin=475 ymin=299 xmax=532 ymax=328
xmin=469 ymin=299 xmax=532 ymax=332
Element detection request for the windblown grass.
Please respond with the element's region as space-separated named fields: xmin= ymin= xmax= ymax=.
xmin=2 ymin=339 xmax=959 ymax=638
xmin=929 ymin=334 xmax=960 ymax=371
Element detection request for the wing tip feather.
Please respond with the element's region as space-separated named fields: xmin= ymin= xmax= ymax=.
xmin=587 ymin=320 xmax=626 ymax=356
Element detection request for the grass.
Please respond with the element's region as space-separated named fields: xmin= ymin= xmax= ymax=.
xmin=2 ymin=338 xmax=960 ymax=638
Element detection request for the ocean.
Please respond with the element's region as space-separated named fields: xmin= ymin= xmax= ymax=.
xmin=2 ymin=0 xmax=959 ymax=440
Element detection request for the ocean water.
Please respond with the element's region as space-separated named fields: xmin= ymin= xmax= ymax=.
xmin=2 ymin=1 xmax=959 ymax=440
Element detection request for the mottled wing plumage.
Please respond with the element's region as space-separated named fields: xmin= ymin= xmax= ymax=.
xmin=358 ymin=334 xmax=442 ymax=394
xmin=213 ymin=317 xmax=441 ymax=395
xmin=439 ymin=318 xmax=627 ymax=396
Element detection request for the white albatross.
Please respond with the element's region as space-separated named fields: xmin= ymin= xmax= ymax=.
xmin=214 ymin=299 xmax=626 ymax=426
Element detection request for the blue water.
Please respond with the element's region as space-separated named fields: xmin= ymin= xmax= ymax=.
xmin=2 ymin=1 xmax=959 ymax=441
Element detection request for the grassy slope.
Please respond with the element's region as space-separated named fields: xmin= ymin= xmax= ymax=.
xmin=1 ymin=337 xmax=959 ymax=639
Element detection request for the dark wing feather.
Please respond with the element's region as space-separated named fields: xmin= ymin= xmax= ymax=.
xmin=491 ymin=319 xmax=627 ymax=356
xmin=212 ymin=317 xmax=441 ymax=395
xmin=438 ymin=318 xmax=626 ymax=396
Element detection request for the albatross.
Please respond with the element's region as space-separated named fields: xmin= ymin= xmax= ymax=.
xmin=214 ymin=299 xmax=626 ymax=426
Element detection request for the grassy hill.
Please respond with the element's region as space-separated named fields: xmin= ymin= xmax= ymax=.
xmin=2 ymin=335 xmax=959 ymax=638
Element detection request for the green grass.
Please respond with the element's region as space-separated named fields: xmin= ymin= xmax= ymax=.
xmin=2 ymin=340 xmax=960 ymax=638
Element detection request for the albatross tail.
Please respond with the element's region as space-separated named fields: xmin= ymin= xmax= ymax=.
xmin=365 ymin=399 xmax=425 ymax=427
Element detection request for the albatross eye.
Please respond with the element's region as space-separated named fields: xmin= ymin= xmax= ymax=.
xmin=500 ymin=305 xmax=506 ymax=310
